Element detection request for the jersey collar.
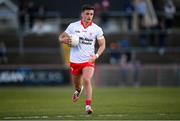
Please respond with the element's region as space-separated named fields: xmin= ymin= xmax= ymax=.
xmin=80 ymin=20 xmax=92 ymax=29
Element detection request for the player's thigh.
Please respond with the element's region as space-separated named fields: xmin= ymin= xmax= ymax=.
xmin=82 ymin=67 xmax=94 ymax=81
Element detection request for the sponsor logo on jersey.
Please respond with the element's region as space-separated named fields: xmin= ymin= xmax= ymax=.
xmin=79 ymin=37 xmax=93 ymax=45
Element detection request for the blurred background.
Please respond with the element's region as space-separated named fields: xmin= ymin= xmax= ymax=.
xmin=0 ymin=0 xmax=180 ymax=87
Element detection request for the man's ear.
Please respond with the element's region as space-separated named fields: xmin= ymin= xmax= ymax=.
xmin=81 ymin=12 xmax=84 ymax=18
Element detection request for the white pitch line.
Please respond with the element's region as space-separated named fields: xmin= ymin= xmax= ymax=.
xmin=98 ymin=114 xmax=127 ymax=117
xmin=3 ymin=117 xmax=22 ymax=120
xmin=3 ymin=115 xmax=49 ymax=120
xmin=4 ymin=114 xmax=127 ymax=119
xmin=159 ymin=113 xmax=168 ymax=116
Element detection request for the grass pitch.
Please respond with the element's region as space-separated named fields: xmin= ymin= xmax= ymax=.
xmin=0 ymin=86 xmax=180 ymax=120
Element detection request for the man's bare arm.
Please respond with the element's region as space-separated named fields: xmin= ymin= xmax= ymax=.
xmin=96 ymin=36 xmax=106 ymax=58
xmin=89 ymin=35 xmax=106 ymax=62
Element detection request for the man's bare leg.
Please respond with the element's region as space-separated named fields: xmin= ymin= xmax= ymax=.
xmin=82 ymin=67 xmax=94 ymax=114
xmin=72 ymin=75 xmax=83 ymax=102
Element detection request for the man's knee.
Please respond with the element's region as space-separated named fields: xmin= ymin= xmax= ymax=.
xmin=84 ymin=77 xmax=91 ymax=85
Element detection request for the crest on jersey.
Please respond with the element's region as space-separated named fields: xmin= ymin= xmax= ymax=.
xmin=89 ymin=32 xmax=93 ymax=36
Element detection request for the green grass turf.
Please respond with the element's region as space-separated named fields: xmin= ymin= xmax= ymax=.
xmin=0 ymin=86 xmax=180 ymax=120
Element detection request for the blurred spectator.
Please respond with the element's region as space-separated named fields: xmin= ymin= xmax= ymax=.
xmin=102 ymin=0 xmax=110 ymax=11
xmin=94 ymin=2 xmax=102 ymax=24
xmin=123 ymin=0 xmax=135 ymax=31
xmin=36 ymin=5 xmax=46 ymax=22
xmin=94 ymin=2 xmax=102 ymax=18
xmin=118 ymin=37 xmax=132 ymax=65
xmin=118 ymin=38 xmax=132 ymax=86
xmin=100 ymin=0 xmax=110 ymax=28
xmin=18 ymin=0 xmax=28 ymax=31
xmin=156 ymin=19 xmax=168 ymax=55
xmin=18 ymin=0 xmax=36 ymax=31
xmin=27 ymin=1 xmax=36 ymax=29
xmin=0 ymin=42 xmax=7 ymax=64
xmin=100 ymin=10 xmax=109 ymax=27
xmin=31 ymin=4 xmax=48 ymax=34
xmin=109 ymin=42 xmax=121 ymax=65
xmin=158 ymin=19 xmax=167 ymax=48
xmin=164 ymin=0 xmax=176 ymax=30
xmin=135 ymin=0 xmax=147 ymax=30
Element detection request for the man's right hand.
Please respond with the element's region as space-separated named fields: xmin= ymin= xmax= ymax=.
xmin=59 ymin=32 xmax=72 ymax=46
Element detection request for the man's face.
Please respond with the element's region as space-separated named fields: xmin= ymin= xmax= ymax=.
xmin=81 ymin=10 xmax=94 ymax=23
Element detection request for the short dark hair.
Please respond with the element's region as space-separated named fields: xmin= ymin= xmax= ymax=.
xmin=81 ymin=4 xmax=95 ymax=12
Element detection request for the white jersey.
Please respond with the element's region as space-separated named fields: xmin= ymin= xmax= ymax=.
xmin=65 ymin=20 xmax=103 ymax=63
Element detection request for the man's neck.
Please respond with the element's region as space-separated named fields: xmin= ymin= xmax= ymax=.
xmin=81 ymin=20 xmax=92 ymax=29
